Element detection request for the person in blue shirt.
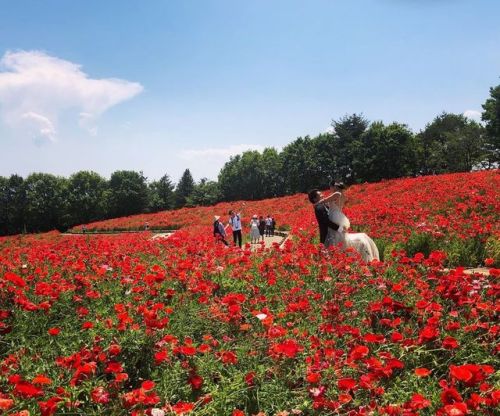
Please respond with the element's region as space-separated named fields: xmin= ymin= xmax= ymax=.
xmin=228 ymin=210 xmax=243 ymax=248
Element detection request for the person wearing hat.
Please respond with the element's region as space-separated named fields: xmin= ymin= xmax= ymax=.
xmin=249 ymin=214 xmax=260 ymax=244
xmin=213 ymin=215 xmax=229 ymax=246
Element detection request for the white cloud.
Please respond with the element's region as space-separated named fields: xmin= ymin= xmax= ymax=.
xmin=21 ymin=111 xmax=56 ymax=142
xmin=0 ymin=50 xmax=143 ymax=142
xmin=463 ymin=110 xmax=482 ymax=122
xmin=180 ymin=144 xmax=265 ymax=161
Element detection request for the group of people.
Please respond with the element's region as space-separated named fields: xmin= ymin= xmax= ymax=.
xmin=213 ymin=211 xmax=276 ymax=247
xmin=212 ymin=180 xmax=379 ymax=263
xmin=308 ymin=180 xmax=380 ymax=262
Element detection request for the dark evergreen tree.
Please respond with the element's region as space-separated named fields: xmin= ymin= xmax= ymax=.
xmin=175 ymin=169 xmax=195 ymax=208
xmin=148 ymin=174 xmax=175 ymax=212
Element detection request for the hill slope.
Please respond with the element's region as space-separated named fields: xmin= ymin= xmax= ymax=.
xmin=0 ymin=170 xmax=498 ymax=415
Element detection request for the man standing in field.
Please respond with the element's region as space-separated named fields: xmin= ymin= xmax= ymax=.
xmin=308 ymin=189 xmax=340 ymax=245
xmin=228 ymin=210 xmax=243 ymax=248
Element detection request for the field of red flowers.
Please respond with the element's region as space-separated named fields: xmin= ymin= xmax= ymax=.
xmin=1 ymin=171 xmax=499 ymax=415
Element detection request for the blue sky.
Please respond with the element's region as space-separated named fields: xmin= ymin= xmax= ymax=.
xmin=0 ymin=0 xmax=499 ymax=182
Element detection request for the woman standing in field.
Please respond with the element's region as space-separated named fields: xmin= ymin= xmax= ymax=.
xmin=249 ymin=214 xmax=261 ymax=244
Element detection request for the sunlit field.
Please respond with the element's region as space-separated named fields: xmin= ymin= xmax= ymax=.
xmin=0 ymin=170 xmax=498 ymax=415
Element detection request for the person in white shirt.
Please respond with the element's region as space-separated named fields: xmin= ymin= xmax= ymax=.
xmin=228 ymin=210 xmax=243 ymax=248
xmin=265 ymin=215 xmax=272 ymax=237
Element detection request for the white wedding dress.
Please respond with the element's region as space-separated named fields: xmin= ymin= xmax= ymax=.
xmin=324 ymin=201 xmax=380 ymax=262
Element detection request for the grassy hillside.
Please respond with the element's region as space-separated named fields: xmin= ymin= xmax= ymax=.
xmin=0 ymin=170 xmax=498 ymax=415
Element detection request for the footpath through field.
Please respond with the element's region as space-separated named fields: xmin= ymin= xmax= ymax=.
xmin=248 ymin=232 xmax=289 ymax=251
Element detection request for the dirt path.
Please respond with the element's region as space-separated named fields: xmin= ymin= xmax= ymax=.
xmin=442 ymin=267 xmax=492 ymax=276
xmin=248 ymin=233 xmax=289 ymax=251
xmin=151 ymin=232 xmax=174 ymax=240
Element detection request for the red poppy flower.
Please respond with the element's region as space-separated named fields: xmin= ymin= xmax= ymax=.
xmin=338 ymin=378 xmax=357 ymax=391
xmin=415 ymin=368 xmax=431 ymax=377
xmin=47 ymin=327 xmax=60 ymax=336
xmin=14 ymin=381 xmax=43 ymax=398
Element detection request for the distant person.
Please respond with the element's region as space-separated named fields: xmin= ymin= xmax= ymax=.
xmin=270 ymin=216 xmax=276 ymax=236
xmin=265 ymin=215 xmax=272 ymax=237
xmin=145 ymin=222 xmax=150 ymax=231
xmin=249 ymin=215 xmax=260 ymax=244
xmin=258 ymin=215 xmax=266 ymax=242
xmin=228 ymin=210 xmax=243 ymax=248
xmin=213 ymin=215 xmax=229 ymax=246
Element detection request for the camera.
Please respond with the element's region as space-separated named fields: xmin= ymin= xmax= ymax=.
xmin=334 ymin=181 xmax=345 ymax=190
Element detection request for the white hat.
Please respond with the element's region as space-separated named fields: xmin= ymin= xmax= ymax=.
xmin=214 ymin=215 xmax=220 ymax=221
xmin=252 ymin=214 xmax=258 ymax=219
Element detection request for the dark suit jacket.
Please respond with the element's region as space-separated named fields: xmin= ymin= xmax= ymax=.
xmin=314 ymin=203 xmax=340 ymax=244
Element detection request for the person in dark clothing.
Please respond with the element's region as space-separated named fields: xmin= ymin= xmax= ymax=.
xmin=258 ymin=216 xmax=266 ymax=242
xmin=308 ymin=189 xmax=340 ymax=245
xmin=213 ymin=216 xmax=229 ymax=246
xmin=270 ymin=216 xmax=276 ymax=236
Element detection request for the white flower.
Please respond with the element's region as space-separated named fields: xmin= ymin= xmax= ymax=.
xmin=256 ymin=313 xmax=267 ymax=320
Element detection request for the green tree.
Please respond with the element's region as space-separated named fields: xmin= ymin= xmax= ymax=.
xmin=0 ymin=174 xmax=26 ymax=235
xmin=481 ymin=84 xmax=500 ymax=167
xmin=312 ymin=133 xmax=339 ymax=187
xmin=331 ymin=113 xmax=369 ymax=183
xmin=24 ymin=173 xmax=69 ymax=232
xmin=188 ymin=178 xmax=222 ymax=206
xmin=218 ymin=155 xmax=242 ymax=201
xmin=67 ymin=171 xmax=107 ymax=225
xmin=148 ymin=174 xmax=175 ymax=212
xmin=0 ymin=176 xmax=8 ymax=235
xmin=280 ymin=136 xmax=324 ymax=193
xmin=218 ymin=151 xmax=267 ymax=200
xmin=175 ymin=169 xmax=195 ymax=208
xmin=235 ymin=151 xmax=265 ymax=200
xmin=417 ymin=113 xmax=486 ymax=174
xmin=261 ymin=147 xmax=285 ymax=198
xmin=107 ymin=170 xmax=148 ymax=217
xmin=355 ymin=122 xmax=417 ymax=182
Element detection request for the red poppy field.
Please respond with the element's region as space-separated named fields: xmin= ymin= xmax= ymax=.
xmin=0 ymin=171 xmax=499 ymax=415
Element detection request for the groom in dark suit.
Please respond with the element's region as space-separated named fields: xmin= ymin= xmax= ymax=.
xmin=308 ymin=189 xmax=340 ymax=245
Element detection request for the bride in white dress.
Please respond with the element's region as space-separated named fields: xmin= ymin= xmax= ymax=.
xmin=318 ymin=182 xmax=379 ymax=262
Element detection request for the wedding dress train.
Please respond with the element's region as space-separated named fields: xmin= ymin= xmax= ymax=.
xmin=324 ymin=203 xmax=380 ymax=262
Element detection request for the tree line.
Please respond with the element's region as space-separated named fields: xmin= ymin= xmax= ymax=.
xmin=1 ymin=84 xmax=499 ymax=236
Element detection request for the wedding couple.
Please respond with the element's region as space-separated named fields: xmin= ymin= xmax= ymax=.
xmin=308 ymin=181 xmax=380 ymax=262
